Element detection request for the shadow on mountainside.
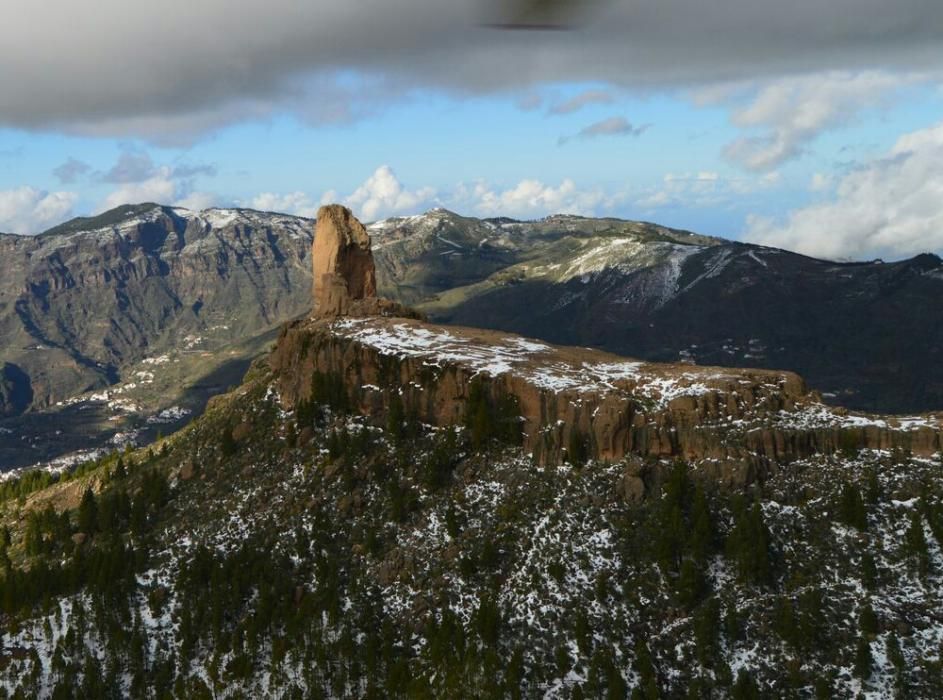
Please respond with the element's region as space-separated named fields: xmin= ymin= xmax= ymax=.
xmin=0 ymin=326 xmax=284 ymax=472
xmin=431 ymin=264 xmax=943 ymax=414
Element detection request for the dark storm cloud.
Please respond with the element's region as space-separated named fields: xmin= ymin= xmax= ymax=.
xmin=2 ymin=0 xmax=942 ymax=140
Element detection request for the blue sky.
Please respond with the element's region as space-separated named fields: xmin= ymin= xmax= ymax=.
xmin=2 ymin=1 xmax=943 ymax=261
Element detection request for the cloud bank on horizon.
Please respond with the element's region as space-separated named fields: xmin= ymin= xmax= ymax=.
xmin=1 ymin=0 xmax=943 ymax=260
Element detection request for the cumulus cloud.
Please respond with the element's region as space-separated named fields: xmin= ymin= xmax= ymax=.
xmin=174 ymin=191 xmax=220 ymax=211
xmin=247 ymin=192 xmax=320 ymax=218
xmin=3 ymin=1 xmax=943 ymax=140
xmin=94 ymin=150 xmax=219 ymax=212
xmin=0 ymin=187 xmax=78 ymax=234
xmin=636 ymin=170 xmax=780 ymax=209
xmin=548 ymin=89 xmax=614 ymax=115
xmin=250 ymin=166 xmax=628 ymax=222
xmin=705 ymin=71 xmax=923 ymax=171
xmin=344 ymin=165 xmax=436 ymax=221
xmin=52 ymin=157 xmax=91 ymax=184
xmin=244 ymin=166 xmax=439 ymax=222
xmin=100 ymin=170 xmax=178 ymax=211
xmin=453 ymin=178 xmax=622 ymax=219
xmin=745 ymin=122 xmax=943 ymax=260
xmin=559 ymin=116 xmax=650 ymax=145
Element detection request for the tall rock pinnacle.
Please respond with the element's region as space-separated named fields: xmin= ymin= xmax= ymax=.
xmin=312 ymin=204 xmax=377 ymax=316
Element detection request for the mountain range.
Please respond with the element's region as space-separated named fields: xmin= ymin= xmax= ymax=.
xmin=1 ymin=203 xmax=941 ymax=468
xmin=0 ymin=206 xmax=940 ymax=697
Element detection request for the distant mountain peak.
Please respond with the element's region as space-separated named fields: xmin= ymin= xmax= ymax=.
xmin=39 ymin=202 xmax=168 ymax=238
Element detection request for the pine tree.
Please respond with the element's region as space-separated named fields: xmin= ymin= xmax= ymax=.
xmin=727 ymin=499 xmax=771 ymax=585
xmin=886 ymin=631 xmax=906 ymax=686
xmin=78 ymin=487 xmax=98 ymax=535
xmin=859 ymin=603 xmax=879 ymax=635
xmin=689 ymin=484 xmax=714 ymax=564
xmin=797 ymin=587 xmax=824 ymax=651
xmin=853 ymin=637 xmax=872 ymax=679
xmin=860 ymin=552 xmax=878 ymax=590
xmin=837 ymin=483 xmax=868 ymax=531
xmin=632 ymin=638 xmax=658 ymax=699
xmin=386 ymin=392 xmax=405 ymax=442
xmin=693 ymin=598 xmax=720 ymax=667
xmin=774 ymin=596 xmax=800 ymax=649
xmin=732 ymin=669 xmax=760 ymax=700
xmin=864 ymin=468 xmax=881 ymax=505
xmin=130 ymin=495 xmax=147 ymax=536
xmin=904 ymin=510 xmax=930 ymax=576
xmin=220 ymin=424 xmax=237 ymax=457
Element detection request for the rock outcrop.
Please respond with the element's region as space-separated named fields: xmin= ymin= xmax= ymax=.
xmin=269 ymin=315 xmax=943 ymax=481
xmin=312 ymin=205 xmax=378 ymax=315
xmin=311 ymin=204 xmax=420 ymax=319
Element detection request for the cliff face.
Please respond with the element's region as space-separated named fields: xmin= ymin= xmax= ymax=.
xmin=0 ymin=205 xmax=313 ymax=411
xmin=269 ymin=315 xmax=942 ymax=481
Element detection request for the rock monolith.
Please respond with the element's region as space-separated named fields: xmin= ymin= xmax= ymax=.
xmin=312 ymin=205 xmax=378 ymax=315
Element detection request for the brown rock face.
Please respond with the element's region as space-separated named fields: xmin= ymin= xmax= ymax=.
xmin=269 ymin=315 xmax=943 ymax=480
xmin=312 ymin=205 xmax=377 ymax=315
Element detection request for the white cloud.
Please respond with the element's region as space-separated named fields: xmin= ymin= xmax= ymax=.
xmin=636 ymin=171 xmax=780 ymax=209
xmin=809 ymin=172 xmax=833 ymax=192
xmin=247 ymin=192 xmax=320 ymax=217
xmin=174 ymin=191 xmax=219 ymax=211
xmin=249 ymin=166 xmax=630 ymax=222
xmin=455 ymin=178 xmax=620 ymax=219
xmin=703 ymin=71 xmax=925 ymax=171
xmin=343 ymin=165 xmax=436 ymax=221
xmin=746 ymin=122 xmax=943 ymax=260
xmin=100 ymin=168 xmax=177 ymax=211
xmin=0 ymin=186 xmax=78 ymax=234
xmin=95 ymin=150 xmax=220 ymax=212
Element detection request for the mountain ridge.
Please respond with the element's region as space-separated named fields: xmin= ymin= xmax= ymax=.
xmin=2 ymin=202 xmax=942 ymax=469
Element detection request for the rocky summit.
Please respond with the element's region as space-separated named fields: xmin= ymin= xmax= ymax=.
xmin=312 ymin=204 xmax=377 ymax=315
xmin=311 ymin=204 xmax=417 ymax=320
xmin=0 ymin=207 xmax=942 ymax=698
